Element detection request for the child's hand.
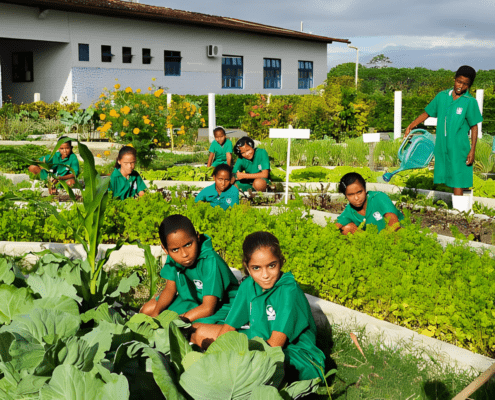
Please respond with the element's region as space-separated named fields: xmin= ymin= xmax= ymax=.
xmin=466 ymin=150 xmax=475 ymax=165
xmin=341 ymin=223 xmax=358 ymax=235
xmin=236 ymin=171 xmax=247 ymax=180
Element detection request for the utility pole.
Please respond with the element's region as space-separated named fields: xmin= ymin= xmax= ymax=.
xmin=347 ymin=44 xmax=359 ymax=89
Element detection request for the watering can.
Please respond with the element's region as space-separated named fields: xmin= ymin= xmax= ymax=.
xmin=381 ymin=129 xmax=435 ymax=183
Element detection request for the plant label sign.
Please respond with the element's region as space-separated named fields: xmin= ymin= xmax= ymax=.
xmin=362 ymin=133 xmax=381 ymax=143
xmin=269 ymin=127 xmax=311 ymax=204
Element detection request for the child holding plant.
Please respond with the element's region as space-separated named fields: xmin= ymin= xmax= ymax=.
xmin=195 ymin=164 xmax=239 ymax=210
xmin=206 ymin=126 xmax=233 ymax=167
xmin=336 ymin=172 xmax=403 ymax=235
xmin=405 ymin=65 xmax=483 ymax=204
xmin=232 ymin=136 xmax=271 ymax=192
xmin=140 ymin=214 xmax=239 ymax=324
xmin=109 ymin=146 xmax=147 ymax=200
xmin=28 ymin=136 xmax=79 ymax=195
xmin=190 ymin=231 xmax=326 ymax=381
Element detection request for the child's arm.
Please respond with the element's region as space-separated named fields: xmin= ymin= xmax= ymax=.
xmin=207 ymin=152 xmax=215 ymax=168
xmin=226 ymin=153 xmax=232 ymax=166
xmin=267 ymin=331 xmax=287 ymax=347
xmin=147 ymin=280 xmax=177 ymax=318
xmin=466 ymin=124 xmax=478 ymax=165
xmin=405 ymin=112 xmax=429 ymax=136
xmin=335 ymin=222 xmax=358 ymax=235
xmin=384 ymin=213 xmax=401 ymax=231
xmin=235 ymin=170 xmax=269 ymax=180
xmin=217 ymin=323 xmax=237 ymax=337
xmin=181 ymin=295 xmax=218 ymax=322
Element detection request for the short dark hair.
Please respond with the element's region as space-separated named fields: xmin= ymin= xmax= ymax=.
xmin=338 ymin=172 xmax=366 ymax=194
xmin=58 ymin=136 xmax=72 ymax=149
xmin=158 ymin=214 xmax=197 ymax=249
xmin=212 ymin=163 xmax=232 ymax=178
xmin=455 ymin=65 xmax=476 ymax=87
xmin=115 ymin=145 xmax=137 ymax=169
xmin=242 ymin=231 xmax=285 ymax=275
xmin=234 ymin=136 xmax=255 ymax=158
xmin=213 ymin=126 xmax=226 ymax=135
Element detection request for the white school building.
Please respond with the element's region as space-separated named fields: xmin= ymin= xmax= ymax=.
xmin=0 ymin=0 xmax=349 ymax=108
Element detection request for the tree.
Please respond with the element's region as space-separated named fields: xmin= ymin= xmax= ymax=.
xmin=367 ymin=54 xmax=392 ymax=69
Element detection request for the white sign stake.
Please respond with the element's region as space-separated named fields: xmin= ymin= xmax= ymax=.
xmin=269 ymin=127 xmax=310 ymax=204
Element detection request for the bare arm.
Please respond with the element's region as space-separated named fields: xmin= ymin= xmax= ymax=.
xmin=147 ymin=280 xmax=177 ymax=318
xmin=236 ymin=170 xmax=270 ymax=180
xmin=405 ymin=112 xmax=429 ymax=136
xmin=57 ymin=173 xmax=76 ymax=181
xmin=207 ymin=153 xmax=215 ymax=168
xmin=181 ymin=295 xmax=218 ymax=323
xmin=267 ymin=331 xmax=287 ymax=348
xmin=335 ymin=222 xmax=358 ymax=235
xmin=384 ymin=213 xmax=401 ymax=231
xmin=218 ymin=323 xmax=237 ymax=337
xmin=226 ymin=153 xmax=232 ymax=166
xmin=466 ymin=124 xmax=478 ymax=165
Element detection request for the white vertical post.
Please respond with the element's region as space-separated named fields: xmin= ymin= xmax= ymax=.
xmin=166 ymin=93 xmax=172 ymax=107
xmin=285 ymin=129 xmax=292 ymax=205
xmin=476 ymin=89 xmax=484 ymax=139
xmin=267 ymin=93 xmax=272 ymax=104
xmin=394 ymin=91 xmax=402 ymax=139
xmin=34 ymin=93 xmax=40 ymax=102
xmin=74 ymin=93 xmax=77 ymax=104
xmin=208 ymin=93 xmax=216 ymax=143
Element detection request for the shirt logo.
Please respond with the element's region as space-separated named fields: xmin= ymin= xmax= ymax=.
xmin=266 ymin=305 xmax=276 ymax=321
xmin=194 ymin=280 xmax=203 ymax=290
xmin=258 ymin=165 xmax=262 ymax=171
xmin=456 ymin=107 xmax=463 ymax=115
xmin=373 ymin=211 xmax=383 ymax=221
xmin=226 ymin=198 xmax=232 ymax=204
xmin=132 ymin=182 xmax=137 ymax=190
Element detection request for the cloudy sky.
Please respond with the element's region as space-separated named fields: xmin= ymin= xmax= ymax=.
xmin=143 ymin=0 xmax=494 ymax=72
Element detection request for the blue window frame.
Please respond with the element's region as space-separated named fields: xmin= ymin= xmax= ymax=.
xmin=298 ymin=61 xmax=313 ymax=89
xmin=263 ymin=58 xmax=281 ymax=89
xmin=78 ymin=44 xmax=89 ymax=62
xmin=222 ymin=56 xmax=243 ymax=89
xmin=165 ymin=51 xmax=181 ymax=76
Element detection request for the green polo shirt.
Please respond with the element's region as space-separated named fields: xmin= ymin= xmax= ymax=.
xmin=195 ymin=183 xmax=239 ymax=210
xmin=209 ymin=139 xmax=233 ymax=166
xmin=159 ymin=234 xmax=239 ymax=324
xmin=233 ymin=148 xmax=270 ymax=175
xmin=39 ymin=152 xmax=79 ymax=180
xmin=108 ymin=168 xmax=147 ymax=200
xmin=337 ymin=191 xmax=403 ymax=232
xmin=225 ymin=272 xmax=325 ymax=381
xmin=425 ymin=88 xmax=483 ymax=188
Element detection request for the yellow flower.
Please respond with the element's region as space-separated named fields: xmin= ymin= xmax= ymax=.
xmin=120 ymin=131 xmax=126 ymax=137
xmin=136 ymin=88 xmax=141 ymax=93
xmin=99 ymin=93 xmax=105 ymax=98
xmin=123 ymin=119 xmax=129 ymax=127
xmin=151 ymin=123 xmax=154 ymax=127
xmin=144 ymin=119 xmax=151 ymax=125
xmin=141 ymin=100 xmax=147 ymax=106
xmin=120 ymin=106 xmax=130 ymax=115
xmin=104 ymin=100 xmax=110 ymax=105
xmin=181 ymin=125 xmax=185 ymax=130
xmin=104 ymin=150 xmax=111 ymax=157
xmin=96 ymin=127 xmax=102 ymax=132
xmin=109 ymin=109 xmax=118 ymax=117
xmin=148 ymin=87 xmax=152 ymax=91
xmin=184 ymin=102 xmax=190 ymax=107
xmin=186 ymin=116 xmax=190 ymax=120
xmin=153 ymin=139 xmax=158 ymax=143
xmin=166 ymin=142 xmax=169 ymax=146
xmin=133 ymin=128 xmax=140 ymax=135
xmin=152 ymin=77 xmax=156 ymax=81
xmin=100 ymin=114 xmax=106 ymax=120
xmin=154 ymin=89 xmax=164 ymax=97
xmin=154 ymin=130 xmax=157 ymax=132
xmin=114 ymin=84 xmax=121 ymax=90
xmin=127 ymin=143 xmax=134 ymax=148
xmin=96 ymin=153 xmax=101 ymax=158
xmin=187 ymin=108 xmax=191 ymax=112
xmin=125 ymin=87 xmax=133 ymax=93
xmin=167 ymin=124 xmax=173 ymax=129
xmin=158 ymin=106 xmax=164 ymax=110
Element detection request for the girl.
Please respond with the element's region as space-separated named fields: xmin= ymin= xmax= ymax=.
xmin=195 ymin=164 xmax=239 ymax=210
xmin=336 ymin=172 xmax=403 ymax=235
xmin=28 ymin=137 xmax=79 ymax=194
xmin=191 ymin=231 xmax=325 ymax=381
xmin=207 ymin=126 xmax=233 ymax=167
xmin=109 ymin=146 xmax=147 ymax=200
xmin=232 ymin=136 xmax=271 ymax=192
xmin=405 ymin=65 xmax=483 ymax=199
xmin=140 ymin=214 xmax=239 ymax=324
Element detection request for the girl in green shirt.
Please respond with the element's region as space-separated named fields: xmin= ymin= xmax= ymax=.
xmin=190 ymin=231 xmax=326 ymax=381
xmin=108 ymin=146 xmax=147 ymax=200
xmin=232 ymin=136 xmax=271 ymax=192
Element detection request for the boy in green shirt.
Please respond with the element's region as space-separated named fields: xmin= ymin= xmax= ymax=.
xmin=232 ymin=136 xmax=271 ymax=191
xmin=207 ymin=126 xmax=233 ymax=167
xmin=109 ymin=146 xmax=147 ymax=200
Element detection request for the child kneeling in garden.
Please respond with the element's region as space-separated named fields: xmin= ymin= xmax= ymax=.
xmin=190 ymin=231 xmax=325 ymax=381
xmin=28 ymin=137 xmax=79 ymax=195
xmin=232 ymin=136 xmax=271 ymax=192
xmin=195 ymin=164 xmax=239 ymax=210
xmin=336 ymin=172 xmax=403 ymax=235
xmin=206 ymin=126 xmax=233 ymax=167
xmin=109 ymin=146 xmax=147 ymax=200
xmin=140 ymin=215 xmax=239 ymax=324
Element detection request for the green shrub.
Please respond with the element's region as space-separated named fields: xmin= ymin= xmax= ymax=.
xmin=0 ymin=144 xmax=50 ymax=173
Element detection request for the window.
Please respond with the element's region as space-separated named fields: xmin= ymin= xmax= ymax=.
xmin=12 ymin=52 xmax=33 ymax=82
xmin=222 ymin=56 xmax=243 ymax=89
xmin=264 ymin=58 xmax=281 ymax=89
xmin=298 ymin=61 xmax=313 ymax=89
xmin=164 ymin=51 xmax=181 ymax=76
xmin=142 ymin=48 xmax=151 ymax=64
xmin=101 ymin=45 xmax=113 ymax=63
xmin=78 ymin=44 xmax=89 ymax=62
xmin=122 ymin=47 xmax=132 ymax=63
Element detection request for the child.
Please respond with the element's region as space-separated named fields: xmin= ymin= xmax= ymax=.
xmin=195 ymin=164 xmax=239 ymax=210
xmin=232 ymin=136 xmax=271 ymax=192
xmin=405 ymin=65 xmax=483 ymax=197
xmin=336 ymin=172 xmax=403 ymax=235
xmin=28 ymin=137 xmax=79 ymax=194
xmin=190 ymin=231 xmax=326 ymax=381
xmin=207 ymin=126 xmax=233 ymax=167
xmin=140 ymin=214 xmax=239 ymax=324
xmin=109 ymin=146 xmax=147 ymax=200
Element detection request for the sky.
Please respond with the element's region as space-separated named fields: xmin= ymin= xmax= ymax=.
xmin=142 ymin=0 xmax=495 ymax=72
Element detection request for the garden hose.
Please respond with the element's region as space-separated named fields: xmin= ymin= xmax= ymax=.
xmin=452 ymin=362 xmax=495 ymax=400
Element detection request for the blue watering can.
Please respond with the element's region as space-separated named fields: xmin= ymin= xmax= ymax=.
xmin=381 ymin=129 xmax=435 ymax=182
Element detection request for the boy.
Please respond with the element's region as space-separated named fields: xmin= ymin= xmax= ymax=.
xmin=207 ymin=126 xmax=233 ymax=167
xmin=405 ymin=65 xmax=483 ymax=197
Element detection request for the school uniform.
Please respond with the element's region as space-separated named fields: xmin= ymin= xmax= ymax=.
xmin=337 ymin=191 xmax=403 ymax=232
xmin=159 ymin=234 xmax=239 ymax=324
xmin=232 ymin=148 xmax=271 ymax=191
xmin=39 ymin=152 xmax=79 ymax=180
xmin=194 ymin=183 xmax=239 ymax=210
xmin=225 ymin=272 xmax=325 ymax=381
xmin=108 ymin=168 xmax=147 ymax=200
xmin=425 ymin=88 xmax=483 ymax=188
xmin=209 ymin=139 xmax=233 ymax=167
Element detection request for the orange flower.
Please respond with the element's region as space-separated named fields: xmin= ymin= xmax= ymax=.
xmin=144 ymin=118 xmax=151 ymax=125
xmin=123 ymin=119 xmax=129 ymax=127
xmin=104 ymin=150 xmax=111 ymax=157
xmin=133 ymin=128 xmax=140 ymax=135
xmin=120 ymin=106 xmax=130 ymax=115
xmin=114 ymin=84 xmax=121 ymax=90
xmin=154 ymin=89 xmax=164 ymax=97
xmin=96 ymin=153 xmax=102 ymax=158
xmin=153 ymin=139 xmax=158 ymax=143
xmin=148 ymin=87 xmax=152 ymax=91
xmin=136 ymin=88 xmax=141 ymax=93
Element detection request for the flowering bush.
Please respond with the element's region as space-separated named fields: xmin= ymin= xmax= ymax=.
xmin=165 ymin=96 xmax=205 ymax=150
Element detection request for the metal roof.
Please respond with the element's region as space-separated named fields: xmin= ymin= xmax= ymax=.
xmin=1 ymin=0 xmax=350 ymax=44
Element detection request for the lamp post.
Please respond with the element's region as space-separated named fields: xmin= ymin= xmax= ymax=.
xmin=347 ymin=44 xmax=359 ymax=89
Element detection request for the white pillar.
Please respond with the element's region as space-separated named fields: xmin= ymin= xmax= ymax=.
xmin=208 ymin=93 xmax=216 ymax=143
xmin=34 ymin=93 xmax=41 ymax=102
xmin=167 ymin=93 xmax=172 ymax=107
xmin=476 ymin=89 xmax=484 ymax=139
xmin=394 ymin=91 xmax=402 ymax=139
xmin=267 ymin=93 xmax=272 ymax=104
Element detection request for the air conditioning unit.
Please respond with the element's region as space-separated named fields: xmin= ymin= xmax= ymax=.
xmin=207 ymin=45 xmax=222 ymax=58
